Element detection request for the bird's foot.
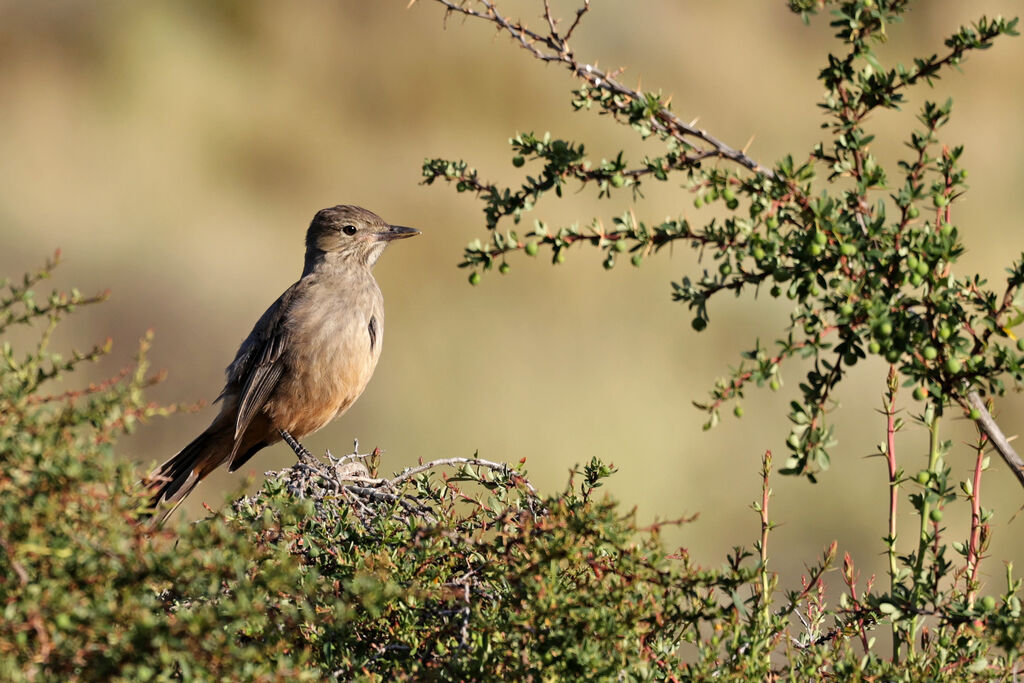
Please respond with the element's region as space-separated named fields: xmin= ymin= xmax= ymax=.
xmin=279 ymin=429 xmax=319 ymax=466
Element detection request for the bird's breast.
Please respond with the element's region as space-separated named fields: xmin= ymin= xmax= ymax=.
xmin=269 ymin=278 xmax=384 ymax=436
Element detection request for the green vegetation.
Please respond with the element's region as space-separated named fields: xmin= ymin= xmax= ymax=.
xmin=3 ymin=1 xmax=1024 ymax=680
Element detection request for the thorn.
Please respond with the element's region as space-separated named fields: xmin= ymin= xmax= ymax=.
xmin=688 ymin=115 xmax=701 ymax=128
xmin=742 ymin=134 xmax=756 ymax=155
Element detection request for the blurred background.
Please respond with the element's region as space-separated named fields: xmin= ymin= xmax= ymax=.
xmin=2 ymin=1 xmax=1022 ymax=588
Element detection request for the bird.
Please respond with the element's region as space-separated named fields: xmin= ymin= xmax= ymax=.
xmin=144 ymin=205 xmax=419 ymax=524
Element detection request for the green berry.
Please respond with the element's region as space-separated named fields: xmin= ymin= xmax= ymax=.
xmin=603 ymin=256 xmax=615 ymax=270
xmin=613 ymin=239 xmax=627 ymax=253
xmin=555 ymin=250 xmax=567 ymax=264
xmin=808 ymin=243 xmax=823 ymax=256
xmin=868 ymin=341 xmax=881 ymax=354
xmin=877 ymin=321 xmax=893 ymax=338
xmin=512 ymin=155 xmax=525 ymax=167
xmin=752 ymin=246 xmax=766 ymax=261
xmin=885 ymin=349 xmax=900 ymax=364
xmin=468 ymin=272 xmax=481 ymax=286
xmin=938 ymin=325 xmax=952 ymax=341
xmin=814 ymin=231 xmax=828 ymax=246
xmin=944 ymin=357 xmax=962 ymax=374
xmin=968 ymin=408 xmax=981 ymax=421
xmin=839 ymin=303 xmax=854 ymax=317
xmin=692 ymin=317 xmax=707 ymax=332
xmin=610 ymin=173 xmax=626 ymax=188
xmin=722 ymin=187 xmax=736 ymax=202
xmin=524 ymin=241 xmax=539 ymax=256
xmin=693 ymin=195 xmax=704 ymax=209
xmin=913 ymin=386 xmax=928 ymax=401
xmin=910 ymin=273 xmax=923 ymax=287
xmin=922 ymin=346 xmax=938 ymax=361
xmin=770 ymin=378 xmax=781 ymax=391
xmin=719 ymin=263 xmax=732 ymax=276
xmin=929 ymin=508 xmax=943 ymax=523
xmin=631 ymin=254 xmax=642 ymax=267
xmin=981 ymin=596 xmax=997 ymax=611
xmin=1017 ymin=338 xmax=1024 ymax=352
xmin=765 ymin=216 xmax=779 ymax=229
xmin=840 ymin=243 xmax=858 ymax=257
xmin=733 ymin=405 xmax=744 ymax=418
xmin=916 ymin=470 xmax=931 ymax=485
xmin=907 ymin=205 xmax=920 ymax=219
xmin=499 ymin=263 xmax=510 ymax=274
xmin=726 ymin=198 xmax=739 ymax=210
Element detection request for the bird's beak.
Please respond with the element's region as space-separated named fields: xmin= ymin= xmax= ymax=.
xmin=379 ymin=225 xmax=421 ymax=241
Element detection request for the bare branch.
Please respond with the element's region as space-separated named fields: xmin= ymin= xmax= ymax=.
xmin=966 ymin=390 xmax=1024 ymax=491
xmin=430 ymin=0 xmax=769 ymax=175
xmin=389 ymin=456 xmax=539 ymax=495
xmin=263 ymin=437 xmax=543 ymax=528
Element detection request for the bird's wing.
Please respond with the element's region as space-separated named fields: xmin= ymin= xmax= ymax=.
xmin=224 ymin=281 xmax=304 ymax=445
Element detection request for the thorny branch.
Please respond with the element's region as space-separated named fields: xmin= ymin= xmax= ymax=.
xmin=422 ymin=1 xmax=1024 ymax=494
xmin=427 ymin=0 xmax=768 ymax=174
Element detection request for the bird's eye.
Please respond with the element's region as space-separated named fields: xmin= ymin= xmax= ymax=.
xmin=342 ymin=225 xmax=357 ymax=236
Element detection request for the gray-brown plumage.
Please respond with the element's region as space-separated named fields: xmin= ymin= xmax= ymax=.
xmin=144 ymin=205 xmax=419 ymax=524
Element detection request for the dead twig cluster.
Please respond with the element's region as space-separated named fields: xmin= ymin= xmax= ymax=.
xmin=256 ymin=438 xmax=543 ymax=529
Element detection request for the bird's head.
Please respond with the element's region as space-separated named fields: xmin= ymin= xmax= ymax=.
xmin=304 ymin=205 xmax=419 ymax=273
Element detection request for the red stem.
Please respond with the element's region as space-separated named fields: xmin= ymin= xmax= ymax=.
xmin=966 ymin=434 xmax=985 ymax=605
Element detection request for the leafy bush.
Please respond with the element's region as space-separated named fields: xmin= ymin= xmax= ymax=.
xmin=0 ymin=262 xmax=808 ymax=680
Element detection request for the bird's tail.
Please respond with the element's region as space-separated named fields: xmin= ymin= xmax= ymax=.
xmin=142 ymin=424 xmax=230 ymax=526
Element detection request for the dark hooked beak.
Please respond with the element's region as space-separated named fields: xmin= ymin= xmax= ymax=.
xmin=379 ymin=225 xmax=421 ymax=241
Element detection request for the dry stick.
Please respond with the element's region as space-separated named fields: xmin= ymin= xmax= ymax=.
xmin=389 ymin=457 xmax=540 ymax=496
xmin=342 ymin=485 xmax=436 ymax=522
xmin=966 ymin=390 xmax=1024 ymax=491
xmin=282 ymin=450 xmax=539 ymax=524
